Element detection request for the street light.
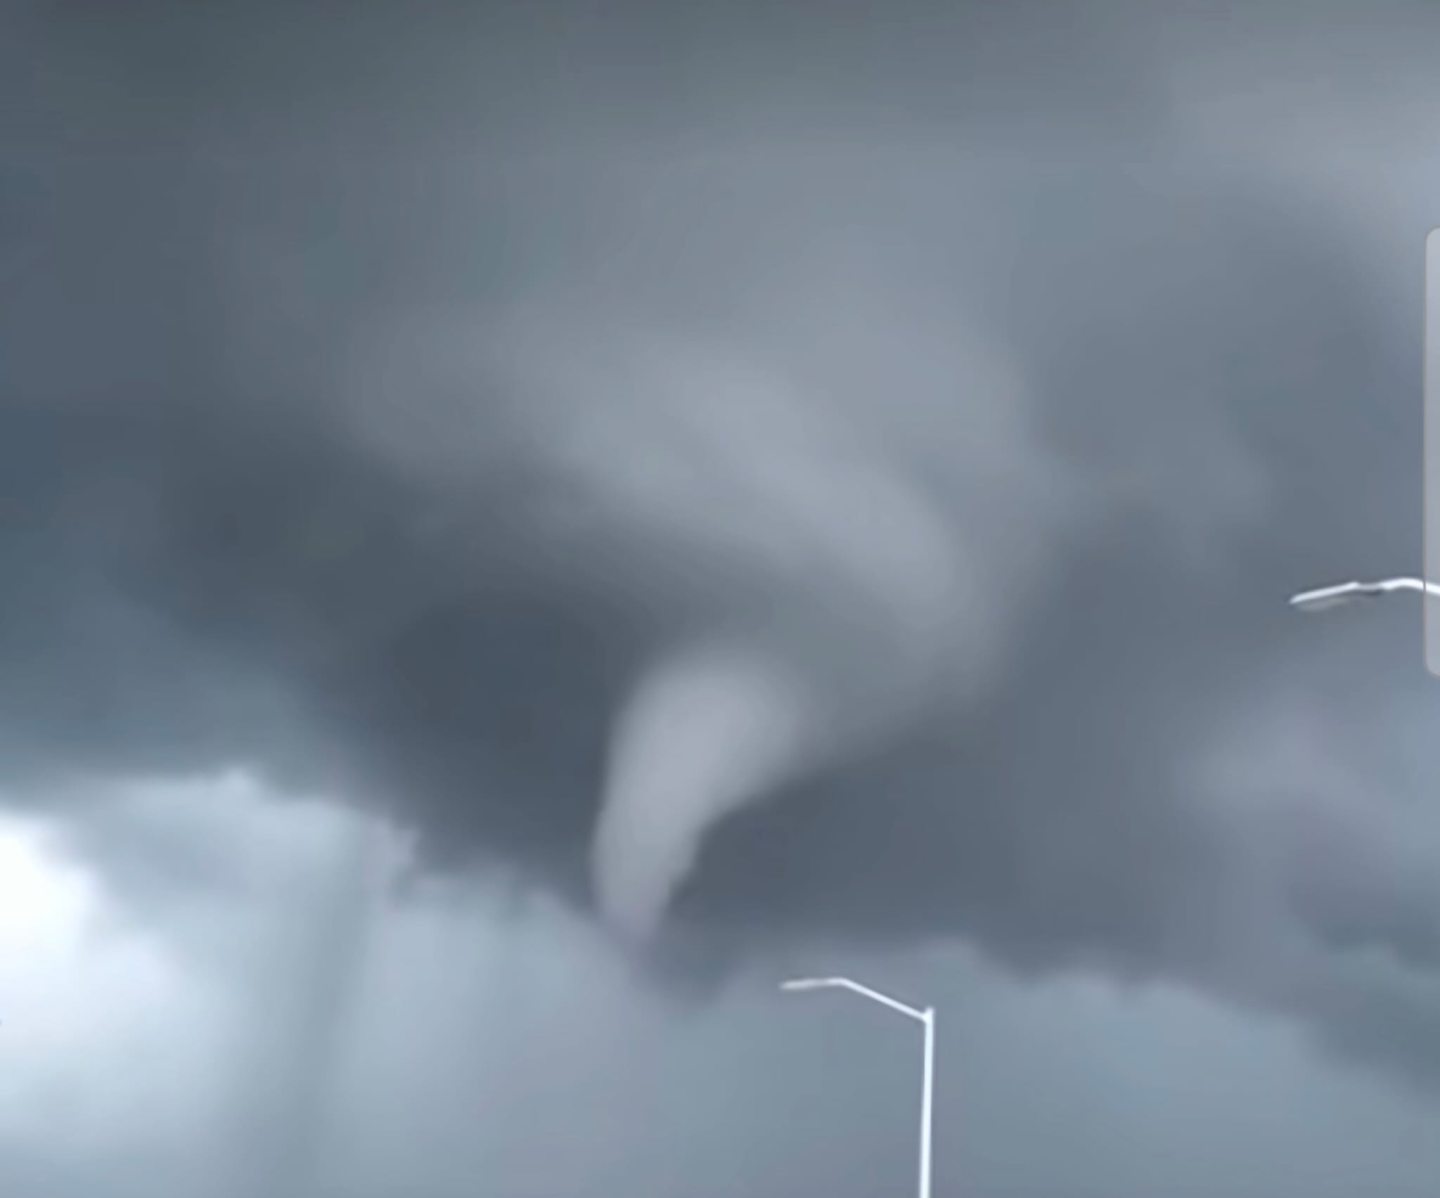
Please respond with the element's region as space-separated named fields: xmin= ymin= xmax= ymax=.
xmin=1288 ymin=576 xmax=1440 ymax=613
xmin=781 ymin=977 xmax=935 ymax=1198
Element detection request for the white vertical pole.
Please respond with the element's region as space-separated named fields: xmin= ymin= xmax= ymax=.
xmin=918 ymin=1007 xmax=935 ymax=1198
xmin=781 ymin=978 xmax=936 ymax=1197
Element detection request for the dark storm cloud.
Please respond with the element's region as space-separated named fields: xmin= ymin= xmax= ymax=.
xmin=6 ymin=0 xmax=1440 ymax=1090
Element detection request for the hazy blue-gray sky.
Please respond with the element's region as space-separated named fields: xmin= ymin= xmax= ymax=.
xmin=5 ymin=3 xmax=1440 ymax=1195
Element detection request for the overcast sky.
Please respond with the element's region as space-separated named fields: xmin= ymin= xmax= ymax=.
xmin=6 ymin=3 xmax=1440 ymax=1196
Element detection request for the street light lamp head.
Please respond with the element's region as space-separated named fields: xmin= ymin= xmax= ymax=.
xmin=1289 ymin=581 xmax=1375 ymax=613
xmin=781 ymin=977 xmax=841 ymax=993
xmin=1289 ymin=576 xmax=1440 ymax=613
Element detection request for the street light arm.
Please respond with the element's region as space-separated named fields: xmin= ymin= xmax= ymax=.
xmin=782 ymin=976 xmax=930 ymax=1024
xmin=1375 ymin=577 xmax=1440 ymax=596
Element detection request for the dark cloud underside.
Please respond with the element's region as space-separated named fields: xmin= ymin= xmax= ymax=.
xmin=5 ymin=0 xmax=1440 ymax=1094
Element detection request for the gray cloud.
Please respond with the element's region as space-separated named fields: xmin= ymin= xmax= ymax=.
xmin=6 ymin=0 xmax=1440 ymax=1105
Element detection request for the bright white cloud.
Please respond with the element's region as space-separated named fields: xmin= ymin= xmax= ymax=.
xmin=0 ymin=812 xmax=222 ymax=1189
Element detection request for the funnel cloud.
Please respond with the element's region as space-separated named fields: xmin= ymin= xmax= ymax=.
xmin=594 ymin=642 xmax=814 ymax=941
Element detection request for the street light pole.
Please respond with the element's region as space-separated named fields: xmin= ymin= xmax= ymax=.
xmin=919 ymin=1000 xmax=935 ymax=1198
xmin=781 ymin=976 xmax=935 ymax=1198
